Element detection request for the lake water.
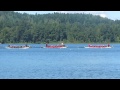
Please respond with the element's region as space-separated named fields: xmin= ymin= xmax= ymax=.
xmin=0 ymin=43 xmax=120 ymax=79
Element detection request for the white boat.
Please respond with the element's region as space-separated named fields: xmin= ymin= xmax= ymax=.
xmin=84 ymin=44 xmax=112 ymax=48
xmin=6 ymin=45 xmax=30 ymax=49
xmin=44 ymin=43 xmax=67 ymax=48
xmin=84 ymin=46 xmax=112 ymax=48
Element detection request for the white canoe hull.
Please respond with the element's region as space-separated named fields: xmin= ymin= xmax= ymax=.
xmin=84 ymin=46 xmax=112 ymax=48
xmin=42 ymin=47 xmax=67 ymax=48
xmin=6 ymin=46 xmax=30 ymax=49
xmin=42 ymin=46 xmax=67 ymax=48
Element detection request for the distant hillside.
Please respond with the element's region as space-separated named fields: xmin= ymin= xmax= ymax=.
xmin=0 ymin=11 xmax=120 ymax=43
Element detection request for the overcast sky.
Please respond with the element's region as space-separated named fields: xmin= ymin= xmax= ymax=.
xmin=14 ymin=11 xmax=120 ymax=20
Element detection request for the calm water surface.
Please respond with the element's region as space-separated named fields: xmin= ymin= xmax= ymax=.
xmin=0 ymin=44 xmax=120 ymax=79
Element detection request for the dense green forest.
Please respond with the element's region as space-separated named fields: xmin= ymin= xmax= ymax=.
xmin=0 ymin=11 xmax=120 ymax=44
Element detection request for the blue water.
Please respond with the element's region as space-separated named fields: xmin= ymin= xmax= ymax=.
xmin=0 ymin=44 xmax=120 ymax=79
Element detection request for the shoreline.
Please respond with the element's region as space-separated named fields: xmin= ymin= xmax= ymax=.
xmin=2 ymin=42 xmax=120 ymax=44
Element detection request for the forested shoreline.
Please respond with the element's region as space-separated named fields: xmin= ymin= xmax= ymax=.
xmin=0 ymin=11 xmax=120 ymax=44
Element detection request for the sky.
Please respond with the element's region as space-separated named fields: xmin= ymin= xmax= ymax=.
xmin=14 ymin=11 xmax=120 ymax=20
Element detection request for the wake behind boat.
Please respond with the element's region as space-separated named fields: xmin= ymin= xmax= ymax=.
xmin=6 ymin=44 xmax=30 ymax=49
xmin=84 ymin=44 xmax=112 ymax=48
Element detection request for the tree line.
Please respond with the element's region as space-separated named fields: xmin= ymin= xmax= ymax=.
xmin=0 ymin=11 xmax=120 ymax=44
